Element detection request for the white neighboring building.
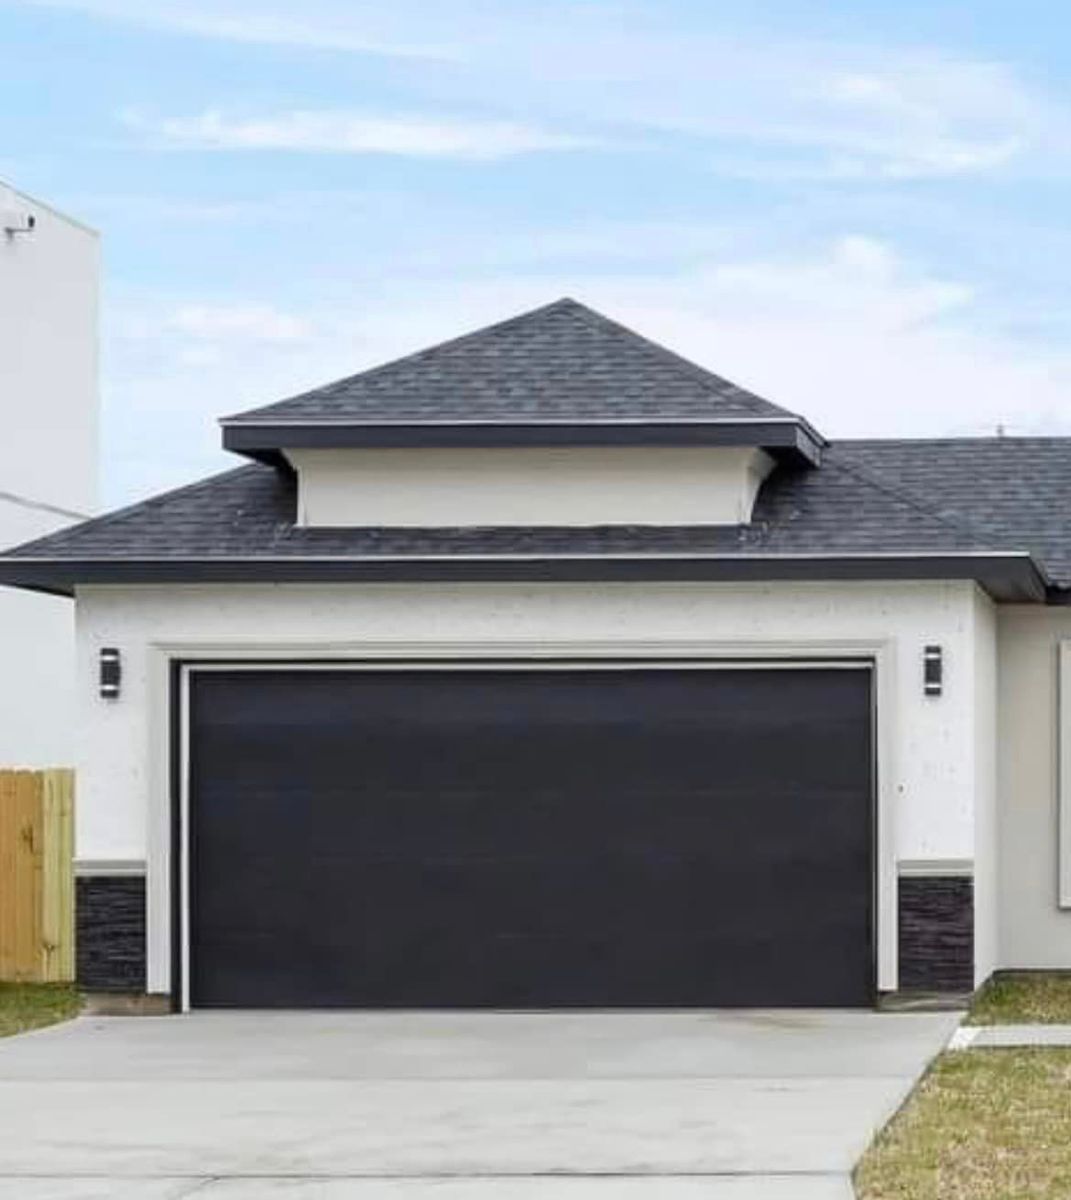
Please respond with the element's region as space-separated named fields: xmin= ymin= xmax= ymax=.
xmin=0 ymin=181 xmax=98 ymax=765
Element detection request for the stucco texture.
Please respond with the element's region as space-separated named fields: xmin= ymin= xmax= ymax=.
xmin=74 ymin=578 xmax=993 ymax=994
xmin=997 ymin=607 xmax=1071 ymax=968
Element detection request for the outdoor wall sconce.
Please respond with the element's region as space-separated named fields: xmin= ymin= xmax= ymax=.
xmin=99 ymin=647 xmax=121 ymax=700
xmin=924 ymin=644 xmax=943 ymax=697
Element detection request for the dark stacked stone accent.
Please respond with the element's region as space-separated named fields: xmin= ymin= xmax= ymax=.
xmin=76 ymin=877 xmax=147 ymax=992
xmin=71 ymin=872 xmax=976 ymax=998
xmin=898 ymin=876 xmax=974 ymax=992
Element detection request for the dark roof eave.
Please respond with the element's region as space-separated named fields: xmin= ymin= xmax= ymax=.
xmin=220 ymin=418 xmax=825 ymax=466
xmin=0 ymin=551 xmax=1047 ymax=603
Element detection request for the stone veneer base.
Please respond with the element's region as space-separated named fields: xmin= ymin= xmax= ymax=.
xmin=76 ymin=876 xmax=147 ymax=993
xmin=898 ymin=875 xmax=974 ymax=993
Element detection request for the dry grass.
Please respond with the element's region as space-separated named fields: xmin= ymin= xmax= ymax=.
xmin=855 ymin=1048 xmax=1071 ymax=1200
xmin=967 ymin=972 xmax=1071 ymax=1025
xmin=0 ymin=982 xmax=80 ymax=1038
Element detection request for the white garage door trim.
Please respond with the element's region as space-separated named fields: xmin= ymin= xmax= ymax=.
xmin=144 ymin=638 xmax=898 ymax=1003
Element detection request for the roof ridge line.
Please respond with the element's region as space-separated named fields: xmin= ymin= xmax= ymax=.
xmin=829 ymin=453 xmax=1001 ymax=546
xmin=559 ymin=300 xmax=801 ymax=422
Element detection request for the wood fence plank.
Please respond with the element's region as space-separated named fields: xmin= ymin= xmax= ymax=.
xmin=12 ymin=773 xmax=39 ymax=981
xmin=58 ymin=770 xmax=75 ymax=981
xmin=0 ymin=772 xmax=15 ymax=978
xmin=42 ymin=771 xmax=58 ymax=981
xmin=40 ymin=770 xmax=75 ymax=982
xmin=8 ymin=773 xmax=27 ymax=980
xmin=42 ymin=771 xmax=59 ymax=981
xmin=0 ymin=770 xmax=75 ymax=982
xmin=24 ymin=772 xmax=42 ymax=982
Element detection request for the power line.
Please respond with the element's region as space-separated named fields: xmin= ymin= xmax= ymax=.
xmin=0 ymin=487 xmax=88 ymax=522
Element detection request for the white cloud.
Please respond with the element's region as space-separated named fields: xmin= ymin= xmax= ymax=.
xmin=23 ymin=0 xmax=452 ymax=57
xmin=69 ymin=193 xmax=268 ymax=223
xmin=28 ymin=1 xmax=1066 ymax=178
xmin=567 ymin=241 xmax=1070 ymax=439
xmin=121 ymin=108 xmax=597 ymax=159
xmin=166 ymin=303 xmax=314 ymax=342
xmin=131 ymin=11 xmax=448 ymax=57
xmin=320 ymin=240 xmax=1051 ymax=445
xmin=699 ymin=234 xmax=974 ymax=328
xmin=798 ymin=61 xmax=1032 ymax=178
xmin=102 ymin=234 xmax=1071 ymax=503
xmin=579 ymin=47 xmax=1047 ymax=180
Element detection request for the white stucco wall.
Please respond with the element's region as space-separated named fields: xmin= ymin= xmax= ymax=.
xmin=74 ymin=578 xmax=991 ymax=993
xmin=0 ymin=182 xmax=98 ymax=766
xmin=997 ymin=607 xmax=1071 ymax=968
xmin=287 ymin=446 xmax=774 ymax=527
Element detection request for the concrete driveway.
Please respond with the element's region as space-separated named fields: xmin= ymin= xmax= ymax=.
xmin=0 ymin=1009 xmax=956 ymax=1198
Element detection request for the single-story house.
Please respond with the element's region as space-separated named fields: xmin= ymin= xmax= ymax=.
xmin=2 ymin=297 xmax=1070 ymax=1010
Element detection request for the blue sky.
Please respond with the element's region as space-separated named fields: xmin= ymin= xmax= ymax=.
xmin=4 ymin=0 xmax=1071 ymax=505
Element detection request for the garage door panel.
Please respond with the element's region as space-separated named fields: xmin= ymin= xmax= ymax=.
xmin=196 ymin=782 xmax=858 ymax=857
xmin=187 ymin=666 xmax=873 ymax=1008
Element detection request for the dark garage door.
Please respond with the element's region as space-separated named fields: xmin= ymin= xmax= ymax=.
xmin=186 ymin=666 xmax=873 ymax=1008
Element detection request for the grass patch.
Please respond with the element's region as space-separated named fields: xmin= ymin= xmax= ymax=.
xmin=967 ymin=971 xmax=1071 ymax=1025
xmin=855 ymin=1048 xmax=1071 ymax=1200
xmin=0 ymin=982 xmax=81 ymax=1038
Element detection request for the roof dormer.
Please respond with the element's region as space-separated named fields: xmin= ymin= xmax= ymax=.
xmin=219 ymin=298 xmax=823 ymax=529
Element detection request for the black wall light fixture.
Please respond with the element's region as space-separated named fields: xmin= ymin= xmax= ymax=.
xmin=99 ymin=647 xmax=121 ymax=699
xmin=923 ymin=644 xmax=943 ymax=696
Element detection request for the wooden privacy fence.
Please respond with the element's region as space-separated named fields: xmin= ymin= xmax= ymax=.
xmin=0 ymin=770 xmax=74 ymax=982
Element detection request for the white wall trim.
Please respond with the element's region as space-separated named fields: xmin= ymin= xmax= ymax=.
xmin=179 ymin=668 xmax=191 ymax=1012
xmin=74 ymin=858 xmax=146 ymax=878
xmin=1058 ymin=641 xmax=1071 ymax=908
xmin=149 ymin=636 xmax=891 ymax=661
xmin=898 ymin=858 xmax=974 ymax=878
xmin=145 ymin=635 xmax=897 ymax=1003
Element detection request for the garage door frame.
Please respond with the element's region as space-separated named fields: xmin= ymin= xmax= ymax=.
xmin=169 ymin=653 xmax=883 ymax=1012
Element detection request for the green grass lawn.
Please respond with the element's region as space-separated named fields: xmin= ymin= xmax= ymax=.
xmin=0 ymin=982 xmax=80 ymax=1038
xmin=855 ymin=1048 xmax=1071 ymax=1200
xmin=967 ymin=971 xmax=1071 ymax=1025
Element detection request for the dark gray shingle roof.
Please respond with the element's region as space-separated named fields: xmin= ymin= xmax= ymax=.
xmin=223 ymin=298 xmax=798 ymax=425
xmin=834 ymin=439 xmax=1071 ymax=586
xmin=3 ymin=437 xmax=1066 ymax=595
